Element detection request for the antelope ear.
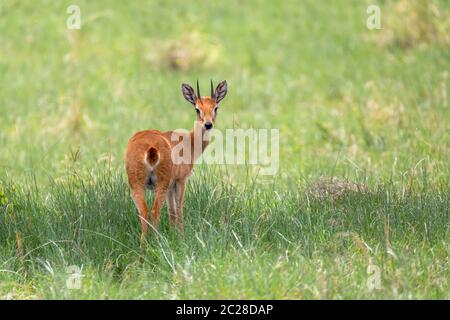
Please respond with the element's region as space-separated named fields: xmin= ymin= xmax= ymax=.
xmin=215 ymin=80 xmax=227 ymax=104
xmin=181 ymin=83 xmax=197 ymax=105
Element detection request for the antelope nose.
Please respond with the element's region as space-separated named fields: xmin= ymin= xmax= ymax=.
xmin=205 ymin=122 xmax=213 ymax=130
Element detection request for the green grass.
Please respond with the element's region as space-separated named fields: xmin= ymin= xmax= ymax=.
xmin=0 ymin=0 xmax=449 ymax=299
xmin=1 ymin=168 xmax=448 ymax=299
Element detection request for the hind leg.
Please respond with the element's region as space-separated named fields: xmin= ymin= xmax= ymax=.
xmin=151 ymin=184 xmax=169 ymax=232
xmin=130 ymin=185 xmax=149 ymax=247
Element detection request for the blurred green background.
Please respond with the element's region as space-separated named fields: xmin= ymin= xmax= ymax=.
xmin=1 ymin=0 xmax=448 ymax=184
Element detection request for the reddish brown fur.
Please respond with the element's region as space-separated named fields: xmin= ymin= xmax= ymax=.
xmin=125 ymin=81 xmax=226 ymax=246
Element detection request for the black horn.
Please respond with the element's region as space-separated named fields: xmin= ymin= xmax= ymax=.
xmin=196 ymin=80 xmax=201 ymax=98
xmin=210 ymin=79 xmax=215 ymax=98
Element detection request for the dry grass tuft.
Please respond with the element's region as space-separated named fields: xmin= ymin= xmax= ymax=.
xmin=145 ymin=31 xmax=222 ymax=71
xmin=306 ymin=177 xmax=369 ymax=201
xmin=374 ymin=0 xmax=449 ymax=49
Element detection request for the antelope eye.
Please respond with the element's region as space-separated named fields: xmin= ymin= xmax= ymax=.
xmin=195 ymin=108 xmax=201 ymax=116
xmin=214 ymin=107 xmax=218 ymax=114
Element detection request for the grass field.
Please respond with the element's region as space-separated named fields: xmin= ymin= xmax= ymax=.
xmin=0 ymin=0 xmax=449 ymax=299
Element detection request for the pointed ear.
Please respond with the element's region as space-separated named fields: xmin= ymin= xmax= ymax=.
xmin=181 ymin=83 xmax=197 ymax=105
xmin=214 ymin=80 xmax=227 ymax=104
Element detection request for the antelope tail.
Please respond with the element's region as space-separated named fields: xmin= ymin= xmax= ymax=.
xmin=145 ymin=147 xmax=160 ymax=170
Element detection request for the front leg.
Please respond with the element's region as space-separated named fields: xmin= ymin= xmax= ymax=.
xmin=175 ymin=179 xmax=186 ymax=232
xmin=166 ymin=183 xmax=177 ymax=228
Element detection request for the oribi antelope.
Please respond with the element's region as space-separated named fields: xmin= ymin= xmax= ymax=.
xmin=125 ymin=80 xmax=227 ymax=244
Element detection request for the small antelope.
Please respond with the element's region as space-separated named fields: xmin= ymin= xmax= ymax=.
xmin=125 ymin=80 xmax=227 ymax=244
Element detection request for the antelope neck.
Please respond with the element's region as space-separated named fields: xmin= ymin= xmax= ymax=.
xmin=189 ymin=123 xmax=210 ymax=162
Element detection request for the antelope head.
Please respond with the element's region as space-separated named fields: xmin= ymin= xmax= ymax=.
xmin=181 ymin=80 xmax=228 ymax=131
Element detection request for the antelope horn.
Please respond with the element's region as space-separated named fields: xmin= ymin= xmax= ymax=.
xmin=196 ymin=80 xmax=201 ymax=98
xmin=210 ymin=79 xmax=215 ymax=98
